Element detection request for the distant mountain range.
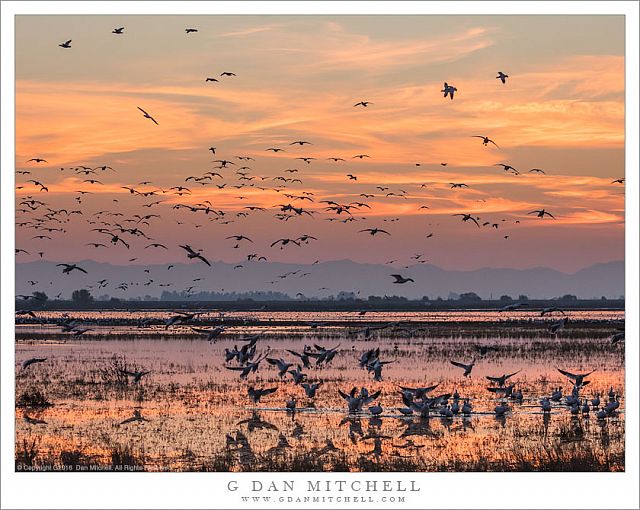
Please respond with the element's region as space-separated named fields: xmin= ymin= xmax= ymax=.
xmin=15 ymin=259 xmax=624 ymax=300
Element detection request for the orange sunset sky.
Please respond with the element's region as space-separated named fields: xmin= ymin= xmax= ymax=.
xmin=15 ymin=15 xmax=625 ymax=272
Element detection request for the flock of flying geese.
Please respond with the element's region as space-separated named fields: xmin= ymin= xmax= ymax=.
xmin=16 ymin=25 xmax=624 ymax=441
xmin=15 ymin=24 xmax=626 ymax=302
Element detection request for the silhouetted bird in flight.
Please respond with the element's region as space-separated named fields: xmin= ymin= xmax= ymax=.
xmin=179 ymin=244 xmax=211 ymax=266
xmin=494 ymin=163 xmax=518 ymax=174
xmin=390 ymin=274 xmax=414 ymax=284
xmin=528 ymin=209 xmax=556 ymax=219
xmin=137 ymin=106 xmax=158 ymax=125
xmin=486 ymin=371 xmax=521 ymax=387
xmin=112 ymin=27 xmax=124 ymax=34
xmin=450 ymin=360 xmax=475 ymax=377
xmin=59 ymin=40 xmax=72 ymax=49
xmin=22 ymin=357 xmax=47 ymax=370
xmin=471 ymin=135 xmax=500 ymax=148
xmin=359 ymin=228 xmax=390 ymax=236
xmin=441 ymin=82 xmax=457 ymax=99
xmin=453 ymin=214 xmax=480 ymax=227
xmin=119 ymin=409 xmax=149 ymax=425
xmin=119 ymin=369 xmax=151 ymax=383
xmin=496 ymin=71 xmax=509 ymax=84
xmin=56 ymin=263 xmax=88 ymax=274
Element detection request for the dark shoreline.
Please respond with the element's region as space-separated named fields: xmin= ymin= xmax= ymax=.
xmin=15 ymin=298 xmax=625 ymax=313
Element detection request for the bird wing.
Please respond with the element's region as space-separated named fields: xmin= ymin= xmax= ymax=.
xmin=195 ymin=254 xmax=211 ymax=266
xmin=557 ymin=368 xmax=577 ymax=379
xmin=366 ymin=390 xmax=382 ymax=403
xmin=450 ymin=361 xmax=468 ymax=369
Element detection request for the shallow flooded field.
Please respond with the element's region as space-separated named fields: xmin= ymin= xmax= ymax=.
xmin=15 ymin=310 xmax=625 ymax=472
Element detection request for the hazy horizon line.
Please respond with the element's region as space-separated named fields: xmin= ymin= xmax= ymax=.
xmin=16 ymin=256 xmax=624 ymax=275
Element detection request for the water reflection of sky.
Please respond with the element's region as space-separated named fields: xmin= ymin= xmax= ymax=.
xmin=15 ymin=311 xmax=624 ymax=472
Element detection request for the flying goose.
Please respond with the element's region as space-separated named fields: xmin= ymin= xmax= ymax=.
xmin=450 ymin=360 xmax=475 ymax=377
xmin=22 ymin=357 xmax=47 ymax=370
xmin=137 ymin=106 xmax=158 ymax=125
xmin=557 ymin=368 xmax=595 ymax=386
xmin=441 ymin=82 xmax=457 ymax=99
xmin=496 ymin=71 xmax=509 ymax=84
xmin=486 ymin=370 xmax=521 ymax=387
xmin=390 ymin=274 xmax=414 ymax=284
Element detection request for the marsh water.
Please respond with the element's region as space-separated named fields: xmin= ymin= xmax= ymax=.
xmin=15 ymin=309 xmax=625 ymax=472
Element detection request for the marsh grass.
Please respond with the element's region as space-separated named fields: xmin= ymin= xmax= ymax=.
xmin=16 ymin=388 xmax=53 ymax=408
xmin=16 ymin=438 xmax=38 ymax=467
xmin=110 ymin=443 xmax=146 ymax=471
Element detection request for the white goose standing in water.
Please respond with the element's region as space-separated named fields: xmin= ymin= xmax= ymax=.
xmin=494 ymin=403 xmax=509 ymax=417
xmin=540 ymin=397 xmax=552 ymax=414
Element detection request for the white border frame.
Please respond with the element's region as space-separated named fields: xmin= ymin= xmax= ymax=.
xmin=1 ymin=2 xmax=638 ymax=509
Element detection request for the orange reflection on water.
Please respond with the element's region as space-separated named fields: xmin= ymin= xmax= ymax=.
xmin=15 ymin=313 xmax=624 ymax=472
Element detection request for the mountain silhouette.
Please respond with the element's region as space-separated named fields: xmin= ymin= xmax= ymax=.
xmin=16 ymin=259 xmax=624 ymax=300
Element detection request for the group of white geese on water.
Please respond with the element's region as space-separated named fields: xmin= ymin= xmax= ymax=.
xmin=20 ymin=308 xmax=622 ymax=427
xmin=232 ymin=341 xmax=621 ymax=421
xmin=195 ymin=311 xmax=621 ymax=422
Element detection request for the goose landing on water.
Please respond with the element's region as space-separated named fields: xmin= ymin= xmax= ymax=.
xmin=450 ymin=360 xmax=475 ymax=377
xmin=22 ymin=357 xmax=47 ymax=370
